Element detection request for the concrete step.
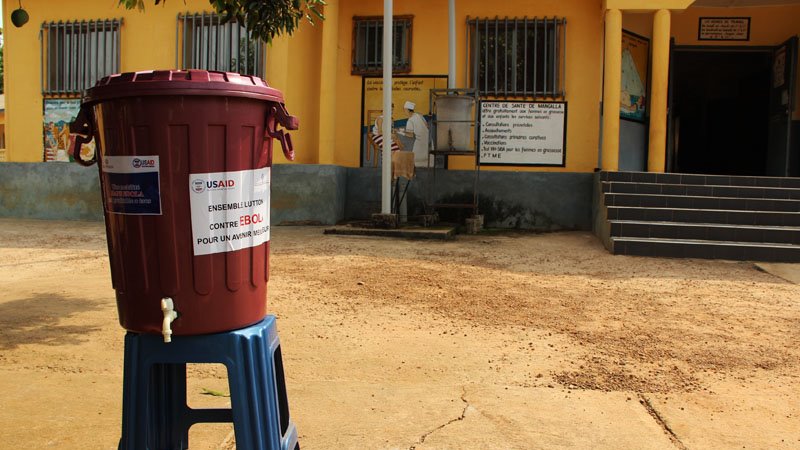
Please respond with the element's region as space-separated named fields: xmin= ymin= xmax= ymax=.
xmin=603 ymin=193 xmax=800 ymax=212
xmin=602 ymin=181 xmax=800 ymax=200
xmin=609 ymin=220 xmax=800 ymax=245
xmin=601 ymin=171 xmax=800 ymax=189
xmin=323 ymin=225 xmax=457 ymax=240
xmin=606 ymin=206 xmax=800 ymax=227
xmin=611 ymin=237 xmax=800 ymax=262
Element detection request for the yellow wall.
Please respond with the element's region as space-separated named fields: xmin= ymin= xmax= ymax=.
xmin=333 ymin=0 xmax=605 ymax=172
xmin=3 ymin=0 xmax=321 ymax=163
xmin=268 ymin=25 xmax=323 ymax=165
xmin=671 ymin=5 xmax=800 ymax=120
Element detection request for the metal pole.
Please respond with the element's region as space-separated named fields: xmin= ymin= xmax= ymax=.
xmin=381 ymin=0 xmax=393 ymax=214
xmin=448 ymin=0 xmax=456 ymax=88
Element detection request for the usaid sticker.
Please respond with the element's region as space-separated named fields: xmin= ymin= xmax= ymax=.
xmin=189 ymin=167 xmax=270 ymax=256
xmin=101 ymin=155 xmax=162 ymax=215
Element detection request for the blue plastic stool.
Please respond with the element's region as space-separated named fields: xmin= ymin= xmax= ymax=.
xmin=118 ymin=315 xmax=299 ymax=450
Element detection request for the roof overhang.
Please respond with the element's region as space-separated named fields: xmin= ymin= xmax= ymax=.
xmin=692 ymin=0 xmax=800 ymax=6
xmin=605 ymin=0 xmax=800 ymax=11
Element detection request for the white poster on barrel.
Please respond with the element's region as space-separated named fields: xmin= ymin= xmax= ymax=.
xmin=189 ymin=167 xmax=270 ymax=256
xmin=479 ymin=101 xmax=567 ymax=166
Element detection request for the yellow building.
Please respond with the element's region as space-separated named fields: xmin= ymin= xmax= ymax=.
xmin=0 ymin=0 xmax=799 ymax=230
xmin=3 ymin=0 xmax=798 ymax=172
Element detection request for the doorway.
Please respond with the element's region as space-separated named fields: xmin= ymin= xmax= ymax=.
xmin=670 ymin=48 xmax=772 ymax=176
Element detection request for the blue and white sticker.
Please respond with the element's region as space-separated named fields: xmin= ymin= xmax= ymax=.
xmin=189 ymin=167 xmax=270 ymax=256
xmin=101 ymin=156 xmax=162 ymax=215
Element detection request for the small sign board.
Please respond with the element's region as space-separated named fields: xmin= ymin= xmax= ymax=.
xmin=479 ymin=101 xmax=567 ymax=167
xmin=101 ymin=156 xmax=162 ymax=216
xmin=698 ymin=17 xmax=750 ymax=41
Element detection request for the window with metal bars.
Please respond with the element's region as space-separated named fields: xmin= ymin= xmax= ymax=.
xmin=352 ymin=16 xmax=412 ymax=75
xmin=177 ymin=12 xmax=265 ymax=78
xmin=468 ymin=17 xmax=566 ymax=99
xmin=41 ymin=19 xmax=122 ymax=96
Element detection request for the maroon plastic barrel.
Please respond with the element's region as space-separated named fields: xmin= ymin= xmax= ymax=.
xmin=71 ymin=70 xmax=298 ymax=335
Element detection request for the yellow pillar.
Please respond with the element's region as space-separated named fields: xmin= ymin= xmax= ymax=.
xmin=601 ymin=9 xmax=622 ymax=171
xmin=648 ymin=9 xmax=670 ymax=173
xmin=317 ymin=0 xmax=339 ymax=165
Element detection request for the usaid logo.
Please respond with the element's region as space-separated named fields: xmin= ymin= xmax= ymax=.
xmin=192 ymin=178 xmax=235 ymax=193
xmin=206 ymin=179 xmax=236 ymax=190
xmin=132 ymin=158 xmax=156 ymax=169
xmin=191 ymin=179 xmax=206 ymax=193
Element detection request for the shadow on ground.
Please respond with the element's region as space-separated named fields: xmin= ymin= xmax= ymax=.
xmin=0 ymin=293 xmax=102 ymax=351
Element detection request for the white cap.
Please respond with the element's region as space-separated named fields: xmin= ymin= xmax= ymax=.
xmin=404 ymin=101 xmax=415 ymax=111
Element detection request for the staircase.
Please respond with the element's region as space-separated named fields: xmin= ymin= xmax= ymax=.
xmin=595 ymin=171 xmax=800 ymax=262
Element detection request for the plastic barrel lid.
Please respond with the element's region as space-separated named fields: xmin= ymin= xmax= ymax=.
xmin=82 ymin=70 xmax=286 ymax=105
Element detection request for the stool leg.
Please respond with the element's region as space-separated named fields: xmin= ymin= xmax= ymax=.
xmin=227 ymin=338 xmax=281 ymax=450
xmin=119 ymin=333 xmax=149 ymax=450
xmin=149 ymin=363 xmax=189 ymax=450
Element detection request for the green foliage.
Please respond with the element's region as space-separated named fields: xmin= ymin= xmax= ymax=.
xmin=119 ymin=0 xmax=325 ymax=43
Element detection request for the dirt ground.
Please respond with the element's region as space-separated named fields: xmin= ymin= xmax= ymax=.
xmin=1 ymin=218 xmax=799 ymax=449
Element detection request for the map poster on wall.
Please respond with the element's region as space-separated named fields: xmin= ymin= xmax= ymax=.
xmin=360 ymin=75 xmax=448 ymax=168
xmin=479 ymin=101 xmax=567 ymax=167
xmin=621 ymin=30 xmax=649 ymax=122
xmin=698 ymin=17 xmax=750 ymax=41
xmin=43 ymin=99 xmax=95 ymax=162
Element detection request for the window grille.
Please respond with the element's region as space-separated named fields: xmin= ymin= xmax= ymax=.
xmin=467 ymin=17 xmax=566 ymax=99
xmin=352 ymin=16 xmax=412 ymax=75
xmin=177 ymin=12 xmax=265 ymax=78
xmin=41 ymin=19 xmax=123 ymax=96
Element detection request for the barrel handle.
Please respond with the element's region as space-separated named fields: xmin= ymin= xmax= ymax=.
xmin=265 ymin=103 xmax=298 ymax=162
xmin=69 ymin=107 xmax=97 ymax=167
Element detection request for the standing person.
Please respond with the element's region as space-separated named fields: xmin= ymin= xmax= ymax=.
xmin=401 ymin=101 xmax=430 ymax=167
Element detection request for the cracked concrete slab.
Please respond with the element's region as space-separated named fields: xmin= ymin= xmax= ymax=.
xmin=414 ymin=385 xmax=674 ymax=450
xmin=646 ymin=375 xmax=800 ymax=450
xmin=291 ymin=382 xmax=470 ymax=449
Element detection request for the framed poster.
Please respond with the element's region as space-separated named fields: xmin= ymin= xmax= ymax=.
xmin=43 ymin=99 xmax=95 ymax=162
xmin=360 ymin=75 xmax=448 ymax=168
xmin=621 ymin=30 xmax=650 ymax=122
xmin=478 ymin=101 xmax=567 ymax=167
xmin=698 ymin=17 xmax=750 ymax=41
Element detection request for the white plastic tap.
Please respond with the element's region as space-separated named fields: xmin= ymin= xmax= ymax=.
xmin=161 ymin=297 xmax=178 ymax=343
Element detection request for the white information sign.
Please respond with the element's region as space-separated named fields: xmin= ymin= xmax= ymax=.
xmin=189 ymin=167 xmax=270 ymax=256
xmin=698 ymin=17 xmax=750 ymax=41
xmin=479 ymin=101 xmax=566 ymax=166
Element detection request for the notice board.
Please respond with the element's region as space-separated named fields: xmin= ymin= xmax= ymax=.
xmin=479 ymin=101 xmax=567 ymax=166
xmin=698 ymin=17 xmax=750 ymax=41
xmin=360 ymin=75 xmax=448 ymax=168
xmin=43 ymin=99 xmax=96 ymax=163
